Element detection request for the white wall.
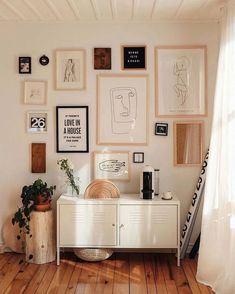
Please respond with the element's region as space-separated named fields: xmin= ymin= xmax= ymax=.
xmin=0 ymin=21 xmax=219 ymax=245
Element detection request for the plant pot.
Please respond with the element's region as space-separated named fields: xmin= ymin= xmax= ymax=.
xmin=34 ymin=195 xmax=51 ymax=212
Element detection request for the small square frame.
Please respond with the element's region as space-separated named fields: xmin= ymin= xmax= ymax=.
xmin=155 ymin=123 xmax=168 ymax=136
xmin=121 ymin=45 xmax=146 ymax=70
xmin=27 ymin=111 xmax=48 ymax=133
xmin=94 ymin=48 xmax=111 ymax=70
xmin=133 ymin=152 xmax=144 ymax=163
xmin=19 ymin=56 xmax=31 ymax=74
xmin=24 ymin=80 xmax=47 ymax=105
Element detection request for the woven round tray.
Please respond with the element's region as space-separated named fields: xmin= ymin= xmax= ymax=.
xmin=73 ymin=248 xmax=113 ymax=262
xmin=84 ymin=179 xmax=120 ymax=199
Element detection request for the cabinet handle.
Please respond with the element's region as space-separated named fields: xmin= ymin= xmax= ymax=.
xmin=112 ymin=224 xmax=115 ymax=227
xmin=119 ymin=224 xmax=124 ymax=228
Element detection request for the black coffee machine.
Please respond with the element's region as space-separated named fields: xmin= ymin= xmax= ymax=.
xmin=140 ymin=165 xmax=155 ymax=199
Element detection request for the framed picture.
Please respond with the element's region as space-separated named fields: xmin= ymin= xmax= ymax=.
xmin=155 ymin=46 xmax=207 ymax=117
xmin=56 ymin=106 xmax=89 ymax=153
xmin=19 ymin=57 xmax=31 ymax=74
xmin=121 ymin=46 xmax=146 ymax=70
xmin=93 ymin=151 xmax=130 ymax=181
xmin=27 ymin=111 xmax=48 ymax=133
xmin=94 ymin=48 xmax=111 ymax=70
xmin=97 ymin=74 xmax=149 ymax=145
xmin=24 ymin=81 xmax=47 ymax=105
xmin=55 ymin=49 xmax=86 ymax=90
xmin=133 ymin=152 xmax=144 ymax=163
xmin=155 ymin=123 xmax=168 ymax=136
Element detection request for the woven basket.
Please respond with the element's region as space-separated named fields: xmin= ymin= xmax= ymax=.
xmin=73 ymin=248 xmax=113 ymax=262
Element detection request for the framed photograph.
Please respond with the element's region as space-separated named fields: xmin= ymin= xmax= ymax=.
xmin=55 ymin=49 xmax=86 ymax=90
xmin=133 ymin=152 xmax=144 ymax=163
xmin=155 ymin=123 xmax=168 ymax=136
xmin=24 ymin=81 xmax=47 ymax=105
xmin=155 ymin=46 xmax=207 ymax=117
xmin=94 ymin=48 xmax=111 ymax=70
xmin=27 ymin=111 xmax=48 ymax=133
xmin=122 ymin=46 xmax=146 ymax=70
xmin=93 ymin=151 xmax=130 ymax=181
xmin=56 ymin=106 xmax=89 ymax=153
xmin=97 ymin=74 xmax=149 ymax=145
xmin=19 ymin=57 xmax=31 ymax=74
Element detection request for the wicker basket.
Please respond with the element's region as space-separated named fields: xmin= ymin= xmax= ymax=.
xmin=73 ymin=248 xmax=113 ymax=262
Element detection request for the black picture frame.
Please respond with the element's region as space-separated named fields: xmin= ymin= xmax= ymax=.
xmin=133 ymin=152 xmax=144 ymax=163
xmin=122 ymin=46 xmax=146 ymax=70
xmin=56 ymin=106 xmax=89 ymax=153
xmin=155 ymin=123 xmax=168 ymax=136
xmin=19 ymin=56 xmax=31 ymax=74
xmin=94 ymin=48 xmax=111 ymax=70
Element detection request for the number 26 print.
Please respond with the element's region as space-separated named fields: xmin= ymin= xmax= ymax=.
xmin=27 ymin=111 xmax=48 ymax=133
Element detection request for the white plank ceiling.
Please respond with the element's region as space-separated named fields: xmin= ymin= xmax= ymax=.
xmin=0 ymin=0 xmax=224 ymax=22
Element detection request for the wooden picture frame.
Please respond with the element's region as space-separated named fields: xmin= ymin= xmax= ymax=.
xmin=19 ymin=56 xmax=31 ymax=74
xmin=94 ymin=48 xmax=111 ymax=70
xmin=173 ymin=121 xmax=204 ymax=166
xmin=155 ymin=46 xmax=207 ymax=117
xmin=27 ymin=111 xmax=48 ymax=133
xmin=56 ymin=106 xmax=89 ymax=153
xmin=31 ymin=143 xmax=46 ymax=173
xmin=93 ymin=151 xmax=130 ymax=181
xmin=55 ymin=49 xmax=86 ymax=90
xmin=24 ymin=81 xmax=47 ymax=105
xmin=97 ymin=74 xmax=149 ymax=145
xmin=121 ymin=45 xmax=146 ymax=70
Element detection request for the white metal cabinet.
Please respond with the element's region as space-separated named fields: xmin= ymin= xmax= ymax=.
xmin=119 ymin=205 xmax=178 ymax=248
xmin=59 ymin=204 xmax=117 ymax=246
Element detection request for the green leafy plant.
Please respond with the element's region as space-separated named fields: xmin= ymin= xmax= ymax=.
xmin=57 ymin=158 xmax=79 ymax=196
xmin=12 ymin=179 xmax=56 ymax=238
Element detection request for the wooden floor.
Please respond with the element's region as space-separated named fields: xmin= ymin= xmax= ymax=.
xmin=0 ymin=252 xmax=214 ymax=294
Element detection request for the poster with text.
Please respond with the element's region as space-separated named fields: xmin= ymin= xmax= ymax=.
xmin=56 ymin=106 xmax=89 ymax=152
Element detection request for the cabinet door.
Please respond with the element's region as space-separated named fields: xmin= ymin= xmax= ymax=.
xmin=119 ymin=205 xmax=178 ymax=248
xmin=59 ymin=204 xmax=117 ymax=246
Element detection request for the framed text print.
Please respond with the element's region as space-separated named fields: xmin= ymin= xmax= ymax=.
xmin=122 ymin=46 xmax=146 ymax=70
xmin=56 ymin=106 xmax=89 ymax=153
xmin=155 ymin=46 xmax=207 ymax=117
xmin=94 ymin=151 xmax=130 ymax=181
xmin=55 ymin=49 xmax=86 ymax=90
xmin=97 ymin=74 xmax=149 ymax=145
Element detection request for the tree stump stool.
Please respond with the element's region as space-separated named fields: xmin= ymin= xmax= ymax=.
xmin=26 ymin=210 xmax=55 ymax=264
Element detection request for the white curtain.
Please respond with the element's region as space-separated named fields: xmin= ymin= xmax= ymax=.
xmin=197 ymin=1 xmax=235 ymax=293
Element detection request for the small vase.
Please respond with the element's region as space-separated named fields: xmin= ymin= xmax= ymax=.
xmin=64 ymin=178 xmax=79 ymax=197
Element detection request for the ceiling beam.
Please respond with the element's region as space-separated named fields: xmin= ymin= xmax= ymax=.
xmin=23 ymin=0 xmax=43 ymax=20
xmin=90 ymin=0 xmax=99 ymax=20
xmin=66 ymin=0 xmax=81 ymax=20
xmin=2 ymin=0 xmax=26 ymax=20
xmin=44 ymin=0 xmax=63 ymax=20
xmin=174 ymin=0 xmax=185 ymax=18
xmin=110 ymin=0 xmax=117 ymax=20
xmin=150 ymin=0 xmax=159 ymax=19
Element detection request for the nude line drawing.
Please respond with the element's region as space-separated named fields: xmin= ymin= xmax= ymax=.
xmin=173 ymin=56 xmax=190 ymax=106
xmin=64 ymin=59 xmax=78 ymax=82
xmin=110 ymin=87 xmax=137 ymax=134
xmin=99 ymin=160 xmax=125 ymax=173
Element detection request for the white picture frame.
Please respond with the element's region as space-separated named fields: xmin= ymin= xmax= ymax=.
xmin=24 ymin=81 xmax=47 ymax=105
xmin=27 ymin=111 xmax=48 ymax=133
xmin=97 ymin=74 xmax=149 ymax=145
xmin=155 ymin=46 xmax=207 ymax=117
xmin=55 ymin=49 xmax=86 ymax=90
xmin=93 ymin=151 xmax=130 ymax=181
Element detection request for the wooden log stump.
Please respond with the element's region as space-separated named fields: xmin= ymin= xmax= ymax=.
xmin=26 ymin=210 xmax=55 ymax=264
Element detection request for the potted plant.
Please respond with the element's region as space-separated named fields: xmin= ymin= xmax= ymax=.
xmin=12 ymin=179 xmax=56 ymax=237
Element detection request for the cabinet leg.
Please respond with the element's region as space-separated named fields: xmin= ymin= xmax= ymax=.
xmin=177 ymin=247 xmax=180 ymax=266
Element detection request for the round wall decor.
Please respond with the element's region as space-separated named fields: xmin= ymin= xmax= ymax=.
xmin=39 ymin=55 xmax=49 ymax=66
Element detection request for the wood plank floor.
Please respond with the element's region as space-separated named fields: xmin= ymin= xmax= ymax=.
xmin=0 ymin=252 xmax=214 ymax=294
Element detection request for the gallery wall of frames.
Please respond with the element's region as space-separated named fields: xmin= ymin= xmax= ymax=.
xmin=0 ymin=22 xmax=219 ymax=245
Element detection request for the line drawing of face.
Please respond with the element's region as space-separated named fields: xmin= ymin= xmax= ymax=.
xmin=110 ymin=87 xmax=137 ymax=134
